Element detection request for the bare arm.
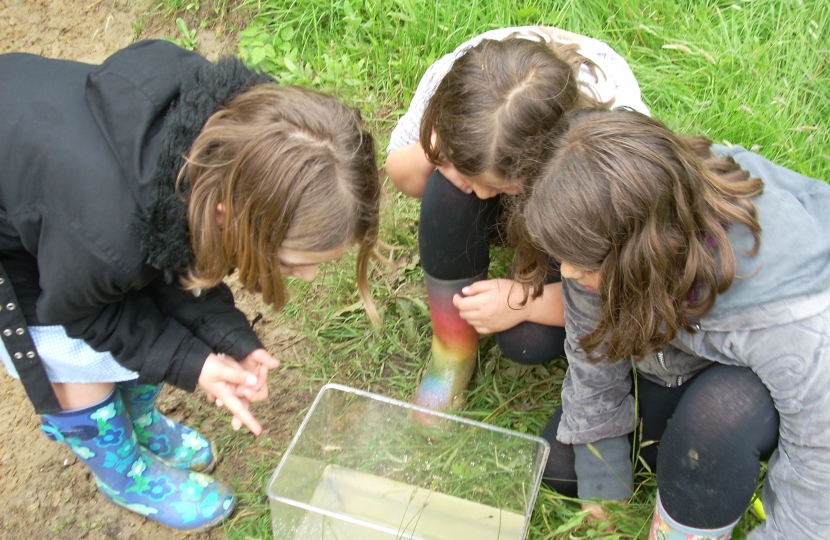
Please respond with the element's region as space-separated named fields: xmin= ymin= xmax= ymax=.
xmin=525 ymin=282 xmax=566 ymax=326
xmin=384 ymin=142 xmax=435 ymax=199
xmin=453 ymin=279 xmax=565 ymax=334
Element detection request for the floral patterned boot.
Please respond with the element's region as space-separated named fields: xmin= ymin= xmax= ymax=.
xmin=118 ymin=380 xmax=215 ymax=472
xmin=650 ymin=491 xmax=738 ymax=540
xmin=41 ymin=388 xmax=235 ymax=531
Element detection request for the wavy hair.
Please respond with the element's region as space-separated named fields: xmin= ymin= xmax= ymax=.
xmin=180 ymin=84 xmax=381 ymax=324
xmin=518 ymin=109 xmax=764 ymax=362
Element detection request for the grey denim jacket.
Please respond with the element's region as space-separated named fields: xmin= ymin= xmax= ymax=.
xmin=558 ymin=146 xmax=830 ymax=539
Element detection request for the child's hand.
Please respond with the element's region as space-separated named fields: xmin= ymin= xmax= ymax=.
xmin=198 ymin=352 xmax=264 ymax=435
xmin=582 ymin=502 xmax=611 ymax=524
xmin=452 ymin=278 xmax=529 ymax=334
xmin=582 ymin=502 xmax=624 ymax=532
xmin=236 ymin=349 xmax=280 ymax=403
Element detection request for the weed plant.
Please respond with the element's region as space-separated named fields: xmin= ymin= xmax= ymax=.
xmin=224 ymin=0 xmax=827 ymax=538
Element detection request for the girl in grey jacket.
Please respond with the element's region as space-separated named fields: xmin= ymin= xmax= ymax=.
xmin=518 ymin=108 xmax=830 ymax=539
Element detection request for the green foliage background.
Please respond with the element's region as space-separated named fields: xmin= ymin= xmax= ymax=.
xmin=213 ymin=0 xmax=826 ymax=537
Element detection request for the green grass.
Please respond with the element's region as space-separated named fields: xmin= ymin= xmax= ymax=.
xmin=219 ymin=0 xmax=827 ymax=538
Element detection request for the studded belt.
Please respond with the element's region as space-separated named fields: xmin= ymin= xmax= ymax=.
xmin=0 ymin=263 xmax=62 ymax=414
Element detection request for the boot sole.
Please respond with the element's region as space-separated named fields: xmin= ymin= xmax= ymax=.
xmin=103 ymin=489 xmax=237 ymax=533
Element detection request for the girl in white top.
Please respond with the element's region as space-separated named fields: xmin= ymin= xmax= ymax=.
xmin=384 ymin=27 xmax=649 ymax=413
xmin=388 ymin=26 xmax=648 ymax=155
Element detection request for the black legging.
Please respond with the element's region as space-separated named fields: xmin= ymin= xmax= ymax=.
xmin=542 ymin=363 xmax=779 ymax=529
xmin=418 ymin=169 xmax=566 ymax=363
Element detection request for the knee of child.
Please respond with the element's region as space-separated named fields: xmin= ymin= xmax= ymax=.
xmin=496 ymin=322 xmax=566 ymax=365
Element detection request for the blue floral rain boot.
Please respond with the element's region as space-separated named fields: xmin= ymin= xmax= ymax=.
xmin=118 ymin=380 xmax=216 ymax=472
xmin=41 ymin=388 xmax=235 ymax=531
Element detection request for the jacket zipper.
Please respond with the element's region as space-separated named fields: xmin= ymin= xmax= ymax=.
xmin=656 ymin=352 xmax=684 ymax=387
xmin=657 ymin=351 xmax=668 ymax=371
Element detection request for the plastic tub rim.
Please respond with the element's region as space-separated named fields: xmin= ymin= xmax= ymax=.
xmin=266 ymin=383 xmax=551 ymax=540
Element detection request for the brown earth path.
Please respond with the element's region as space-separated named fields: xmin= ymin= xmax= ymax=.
xmin=0 ymin=3 xmax=316 ymax=538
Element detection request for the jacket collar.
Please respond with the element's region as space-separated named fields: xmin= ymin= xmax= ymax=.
xmin=140 ymin=57 xmax=273 ymax=282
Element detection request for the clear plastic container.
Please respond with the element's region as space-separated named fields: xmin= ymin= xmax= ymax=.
xmin=267 ymin=383 xmax=549 ymax=540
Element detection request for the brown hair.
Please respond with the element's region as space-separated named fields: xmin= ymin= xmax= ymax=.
xmin=180 ymin=84 xmax=381 ymax=324
xmin=419 ymin=36 xmax=610 ymax=186
xmin=518 ymin=109 xmax=764 ymax=362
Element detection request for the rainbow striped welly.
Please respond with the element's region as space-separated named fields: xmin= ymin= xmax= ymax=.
xmin=413 ymin=271 xmax=485 ymax=412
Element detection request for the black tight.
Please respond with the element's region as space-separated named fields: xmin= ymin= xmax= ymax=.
xmin=495 ymin=314 xmax=566 ymax=366
xmin=418 ymin=169 xmax=566 ymax=362
xmin=543 ymin=364 xmax=779 ymax=528
xmin=418 ymin=168 xmax=501 ymax=280
xmin=656 ymin=364 xmax=779 ymax=527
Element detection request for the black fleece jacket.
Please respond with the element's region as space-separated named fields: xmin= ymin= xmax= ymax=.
xmin=0 ymin=40 xmax=272 ymax=391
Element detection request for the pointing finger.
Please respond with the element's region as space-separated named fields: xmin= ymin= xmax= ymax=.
xmin=216 ymin=387 xmax=261 ymax=435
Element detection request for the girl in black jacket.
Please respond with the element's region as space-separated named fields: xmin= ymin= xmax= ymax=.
xmin=0 ymin=40 xmax=380 ymax=531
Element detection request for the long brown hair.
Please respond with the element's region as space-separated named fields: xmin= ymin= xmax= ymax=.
xmin=519 ymin=109 xmax=764 ymax=362
xmin=180 ymin=84 xmax=381 ymax=324
xmin=419 ymin=35 xmax=610 ymax=185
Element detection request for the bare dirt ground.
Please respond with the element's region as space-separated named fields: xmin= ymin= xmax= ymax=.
xmin=0 ymin=2 xmax=317 ymax=538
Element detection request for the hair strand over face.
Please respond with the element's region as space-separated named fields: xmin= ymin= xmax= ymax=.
xmin=180 ymin=84 xmax=381 ymax=325
xmin=516 ymin=109 xmax=763 ymax=362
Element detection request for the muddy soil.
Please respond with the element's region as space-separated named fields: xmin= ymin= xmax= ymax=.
xmin=0 ymin=2 xmax=317 ymax=538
